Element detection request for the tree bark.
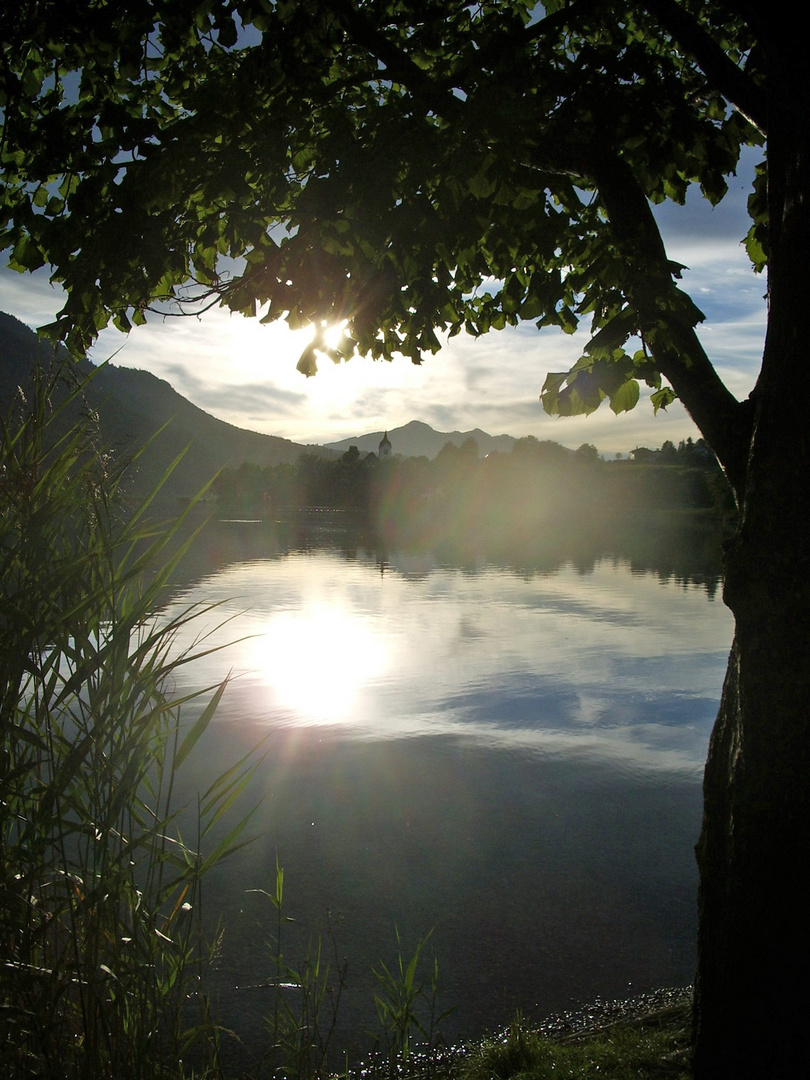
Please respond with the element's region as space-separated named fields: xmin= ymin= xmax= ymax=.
xmin=694 ymin=550 xmax=810 ymax=1077
xmin=693 ymin=28 xmax=810 ymax=1076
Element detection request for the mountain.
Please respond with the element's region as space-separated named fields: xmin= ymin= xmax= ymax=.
xmin=325 ymin=419 xmax=516 ymax=459
xmin=0 ymin=311 xmax=334 ymax=499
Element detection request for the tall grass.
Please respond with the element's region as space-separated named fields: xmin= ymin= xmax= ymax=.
xmin=256 ymin=863 xmax=453 ymax=1080
xmin=255 ymin=860 xmax=349 ymax=1080
xmin=372 ymin=926 xmax=452 ymax=1066
xmin=1 ymin=362 xmax=254 ymax=1078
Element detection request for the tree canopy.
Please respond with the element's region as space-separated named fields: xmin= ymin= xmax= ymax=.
xmin=1 ymin=0 xmax=764 ymax=499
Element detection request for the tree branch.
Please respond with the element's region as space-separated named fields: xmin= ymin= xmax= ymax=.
xmin=592 ymin=152 xmax=754 ymax=498
xmin=327 ymin=0 xmax=465 ymax=121
xmin=638 ymin=0 xmax=766 ymax=134
xmin=523 ymin=0 xmax=765 ymax=135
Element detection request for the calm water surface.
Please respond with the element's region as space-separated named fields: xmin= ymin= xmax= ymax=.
xmin=161 ymin=524 xmax=733 ymax=1064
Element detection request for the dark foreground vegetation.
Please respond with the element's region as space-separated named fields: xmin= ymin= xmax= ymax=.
xmin=0 ymin=366 xmax=254 ymax=1077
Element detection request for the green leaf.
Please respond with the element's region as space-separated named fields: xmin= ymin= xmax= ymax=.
xmin=296 ymin=343 xmax=318 ymax=377
xmin=609 ymin=378 xmax=640 ymax=414
xmin=174 ymin=679 xmax=229 ymax=772
xmin=216 ymin=13 xmax=238 ymax=48
xmin=585 ymin=308 xmax=637 ymax=359
xmin=9 ymin=235 xmax=45 ymax=272
xmin=744 ymin=224 xmax=767 ymax=274
xmin=651 ymin=386 xmax=677 ymax=413
xmin=540 ymin=371 xmax=568 ymax=415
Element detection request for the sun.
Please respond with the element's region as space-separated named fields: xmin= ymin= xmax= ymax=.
xmin=187 ymin=303 xmax=430 ymax=442
xmin=220 ymin=313 xmax=347 ymax=373
xmin=318 ymin=320 xmax=349 ymax=353
xmin=218 ymin=311 xmax=370 ymax=393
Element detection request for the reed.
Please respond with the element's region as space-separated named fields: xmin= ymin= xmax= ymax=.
xmin=252 ymin=860 xmax=349 ymax=1080
xmin=1 ymin=362 xmax=255 ymax=1079
xmin=256 ymin=863 xmax=453 ymax=1080
xmin=371 ymin=926 xmax=453 ymax=1067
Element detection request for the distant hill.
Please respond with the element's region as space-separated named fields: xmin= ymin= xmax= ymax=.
xmin=325 ymin=419 xmax=516 ymax=459
xmin=0 ymin=311 xmax=334 ymax=499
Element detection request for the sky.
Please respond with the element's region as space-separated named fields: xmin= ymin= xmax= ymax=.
xmin=0 ymin=152 xmax=765 ymax=456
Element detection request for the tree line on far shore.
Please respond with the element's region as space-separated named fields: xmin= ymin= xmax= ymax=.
xmin=213 ymin=434 xmax=733 ymax=542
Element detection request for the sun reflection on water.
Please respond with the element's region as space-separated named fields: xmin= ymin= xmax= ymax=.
xmin=247 ymin=601 xmax=391 ymax=722
xmin=160 ymin=547 xmax=733 ymax=769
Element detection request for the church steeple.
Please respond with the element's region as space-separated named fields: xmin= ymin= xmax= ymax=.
xmin=378 ymin=431 xmax=392 ymax=459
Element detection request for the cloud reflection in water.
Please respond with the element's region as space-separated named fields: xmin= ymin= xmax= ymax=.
xmin=164 ymin=550 xmax=732 ymax=778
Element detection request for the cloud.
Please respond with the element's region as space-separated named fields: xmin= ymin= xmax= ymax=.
xmin=0 ymin=267 xmax=66 ymax=327
xmin=159 ymin=361 xmax=308 ymax=420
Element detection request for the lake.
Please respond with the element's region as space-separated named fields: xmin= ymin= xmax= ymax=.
xmin=159 ymin=516 xmax=732 ymax=1068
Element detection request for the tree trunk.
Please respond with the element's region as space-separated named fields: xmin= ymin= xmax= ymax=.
xmin=693 ymin=553 xmax=810 ymax=1077
xmin=693 ymin=30 xmax=810 ymax=1076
